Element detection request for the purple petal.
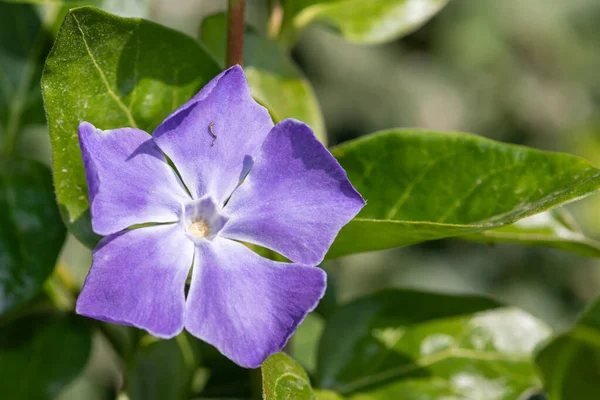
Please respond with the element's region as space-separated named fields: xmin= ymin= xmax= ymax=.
xmin=221 ymin=119 xmax=365 ymax=265
xmin=79 ymin=122 xmax=190 ymax=236
xmin=185 ymin=238 xmax=326 ymax=368
xmin=152 ymin=65 xmax=274 ymax=204
xmin=76 ymin=224 xmax=193 ymax=338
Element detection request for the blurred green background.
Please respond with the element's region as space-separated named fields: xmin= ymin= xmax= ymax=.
xmin=5 ymin=0 xmax=600 ymax=398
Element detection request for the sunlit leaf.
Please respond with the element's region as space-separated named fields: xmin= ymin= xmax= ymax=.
xmin=328 ymin=129 xmax=600 ymax=259
xmin=41 ymin=6 xmax=221 ymax=247
xmin=317 ymin=290 xmax=550 ymax=398
xmin=280 ymin=0 xmax=449 ymax=45
xmin=262 ymin=352 xmax=316 ymax=400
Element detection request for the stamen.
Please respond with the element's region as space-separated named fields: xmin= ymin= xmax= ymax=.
xmin=189 ymin=220 xmax=210 ymax=238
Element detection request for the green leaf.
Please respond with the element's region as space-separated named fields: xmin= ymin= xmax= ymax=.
xmin=327 ymin=129 xmax=600 ymax=259
xmin=536 ymin=295 xmax=600 ymax=400
xmin=315 ymin=390 xmax=344 ymax=400
xmin=200 ymin=13 xmax=327 ymax=144
xmin=191 ymin=338 xmax=252 ymax=398
xmin=317 ymin=290 xmax=550 ymax=398
xmin=41 ymin=6 xmax=221 ymax=247
xmin=0 ymin=2 xmax=51 ymax=156
xmin=128 ymin=337 xmax=193 ymax=400
xmin=262 ymin=352 xmax=316 ymax=400
xmin=291 ymin=312 xmax=325 ymax=374
xmin=463 ymin=209 xmax=600 ymax=258
xmin=0 ymin=314 xmax=92 ymax=400
xmin=0 ymin=158 xmax=66 ymax=315
xmin=280 ymin=0 xmax=449 ymax=46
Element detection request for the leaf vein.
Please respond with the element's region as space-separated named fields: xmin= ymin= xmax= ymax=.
xmin=386 ymin=152 xmax=456 ymax=220
xmin=72 ymin=13 xmax=138 ymax=128
xmin=437 ymin=163 xmax=524 ymax=223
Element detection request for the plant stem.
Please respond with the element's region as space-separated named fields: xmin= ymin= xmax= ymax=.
xmin=226 ymin=0 xmax=245 ymax=67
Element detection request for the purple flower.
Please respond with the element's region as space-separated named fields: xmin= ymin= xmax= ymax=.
xmin=75 ymin=65 xmax=365 ymax=368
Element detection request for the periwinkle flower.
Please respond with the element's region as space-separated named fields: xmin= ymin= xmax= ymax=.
xmin=75 ymin=65 xmax=364 ymax=368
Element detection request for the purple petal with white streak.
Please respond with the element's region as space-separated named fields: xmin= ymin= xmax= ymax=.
xmin=79 ymin=122 xmax=190 ymax=236
xmin=152 ymin=65 xmax=273 ymax=204
xmin=185 ymin=238 xmax=326 ymax=368
xmin=76 ymin=224 xmax=193 ymax=338
xmin=222 ymin=119 xmax=365 ymax=265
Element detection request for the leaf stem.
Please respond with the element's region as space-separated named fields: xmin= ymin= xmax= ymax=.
xmin=226 ymin=0 xmax=245 ymax=67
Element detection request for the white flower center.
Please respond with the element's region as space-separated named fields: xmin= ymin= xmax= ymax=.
xmin=189 ymin=219 xmax=210 ymax=238
xmin=182 ymin=195 xmax=228 ymax=242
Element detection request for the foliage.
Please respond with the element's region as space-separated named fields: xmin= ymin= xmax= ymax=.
xmin=536 ymin=294 xmax=600 ymax=399
xmin=1 ymin=0 xmax=600 ymax=398
xmin=328 ymin=129 xmax=600 ymax=259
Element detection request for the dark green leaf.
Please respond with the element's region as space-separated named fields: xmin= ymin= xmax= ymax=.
xmin=317 ymin=290 xmax=550 ymax=398
xmin=200 ymin=13 xmax=327 ymax=144
xmin=42 ymin=6 xmax=221 ymax=247
xmin=0 ymin=158 xmax=66 ymax=314
xmin=314 ymin=271 xmax=338 ymax=318
xmin=536 ymin=295 xmax=600 ymax=400
xmin=328 ymin=130 xmax=600 ymax=259
xmin=128 ymin=337 xmax=193 ymax=400
xmin=463 ymin=209 xmax=600 ymax=258
xmin=262 ymin=352 xmax=316 ymax=400
xmin=0 ymin=2 xmax=51 ymax=155
xmin=0 ymin=314 xmax=92 ymax=400
xmin=191 ymin=338 xmax=252 ymax=398
xmin=280 ymin=0 xmax=449 ymax=46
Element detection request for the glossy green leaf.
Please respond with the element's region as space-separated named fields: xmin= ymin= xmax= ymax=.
xmin=536 ymin=295 xmax=600 ymax=400
xmin=464 ymin=209 xmax=600 ymax=258
xmin=41 ymin=6 xmax=221 ymax=247
xmin=317 ymin=290 xmax=550 ymax=398
xmin=327 ymin=130 xmax=600 ymax=259
xmin=280 ymin=0 xmax=449 ymax=46
xmin=0 ymin=158 xmax=66 ymax=314
xmin=0 ymin=314 xmax=92 ymax=400
xmin=200 ymin=13 xmax=327 ymax=144
xmin=128 ymin=338 xmax=192 ymax=400
xmin=0 ymin=2 xmax=50 ymax=155
xmin=262 ymin=352 xmax=316 ymax=400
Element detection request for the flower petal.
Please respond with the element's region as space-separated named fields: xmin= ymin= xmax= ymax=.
xmin=76 ymin=224 xmax=193 ymax=338
xmin=79 ymin=122 xmax=190 ymax=236
xmin=185 ymin=238 xmax=326 ymax=368
xmin=222 ymin=119 xmax=365 ymax=265
xmin=152 ymin=65 xmax=274 ymax=204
